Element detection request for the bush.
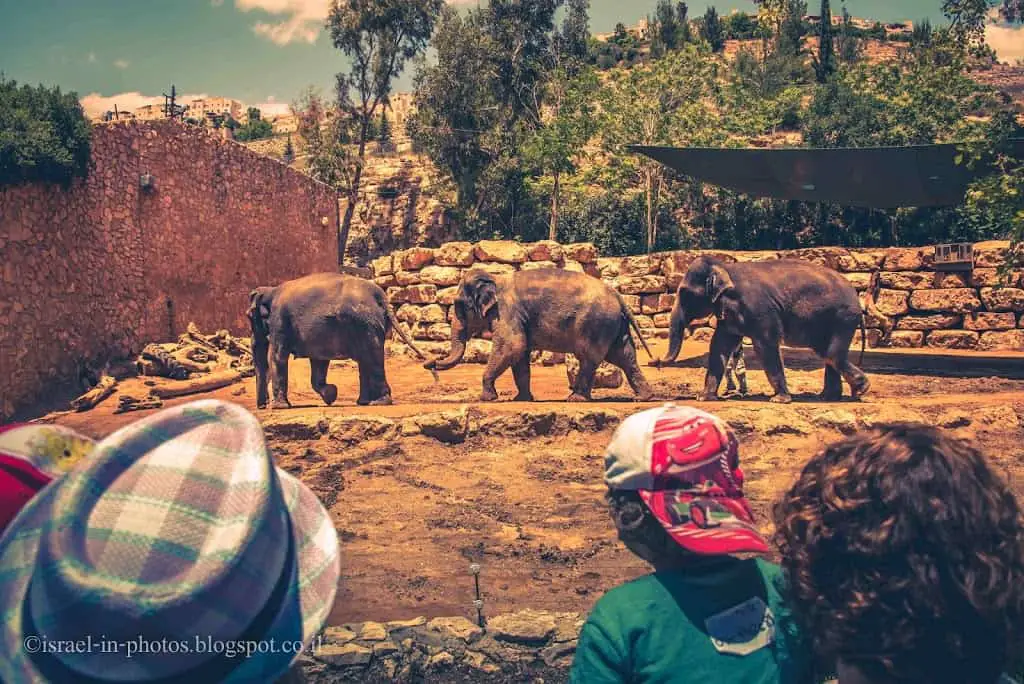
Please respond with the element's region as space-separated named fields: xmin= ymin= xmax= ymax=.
xmin=0 ymin=78 xmax=91 ymax=187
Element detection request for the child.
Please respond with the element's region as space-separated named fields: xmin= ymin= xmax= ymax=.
xmin=570 ymin=404 xmax=813 ymax=684
xmin=774 ymin=423 xmax=1024 ymax=684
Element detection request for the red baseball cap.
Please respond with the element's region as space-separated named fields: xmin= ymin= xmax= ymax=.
xmin=603 ymin=404 xmax=769 ymax=557
xmin=0 ymin=423 xmax=94 ymax=535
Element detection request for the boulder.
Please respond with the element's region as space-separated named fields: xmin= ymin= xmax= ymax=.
xmin=388 ymin=285 xmax=438 ymax=304
xmin=395 ymin=270 xmax=422 ymax=286
xmin=843 ymin=273 xmax=873 ymax=290
xmin=731 ymin=250 xmax=781 ymax=263
xmin=974 ymin=404 xmax=1021 ymax=430
xmin=373 ymin=641 xmax=401 ymax=657
xmin=475 ymin=240 xmax=528 ymax=264
xmin=473 ymin=262 xmax=517 ymax=277
xmin=780 ymin=247 xmax=847 ymax=270
xmin=972 ymin=240 xmax=1012 ymax=268
xmin=435 ymin=241 xmax=475 ymax=267
xmin=424 ymin=616 xmax=484 ymax=643
xmin=409 ymin=408 xmax=471 ymax=444
xmin=979 ymin=287 xmax=1024 ymax=313
xmin=359 ymin=622 xmax=388 ymax=641
xmin=690 ymin=327 xmax=715 ymax=343
xmin=621 ymin=294 xmax=641 ymax=314
xmin=875 ymin=289 xmax=909 ymax=316
xmin=562 ymin=259 xmax=585 ymax=273
xmin=487 ymin=610 xmax=557 ymax=645
xmin=328 ymin=416 xmax=399 ymax=445
xmin=933 ymin=273 xmax=970 ymax=288
xmin=417 ymin=323 xmax=452 ymax=341
xmin=620 ymin=255 xmax=662 ymax=276
xmin=396 ymin=304 xmax=421 ymax=324
xmin=563 ymin=242 xmax=598 ymax=263
xmin=419 ymin=266 xmax=463 ymax=287
xmin=464 ymin=339 xmax=493 ymax=363
xmin=617 ymin=276 xmax=667 ymax=295
xmin=437 ymin=286 xmax=460 ymax=306
xmin=419 ymin=304 xmax=447 ymax=324
xmin=537 ymin=351 xmax=566 ymax=365
xmin=635 ymin=315 xmax=656 ymax=329
xmin=315 ymin=643 xmax=372 ymax=667
xmin=936 ymin=410 xmax=972 ymax=429
xmin=860 ymin=407 xmax=927 ymax=427
xmin=748 ymin=409 xmax=813 ymax=436
xmin=851 ymin=328 xmax=883 ymax=348
xmin=887 ymin=331 xmax=924 ymax=348
xmin=372 ymin=254 xmax=394 ymax=277
xmin=520 ymin=260 xmax=558 ymax=271
xmin=474 ymin=411 xmax=561 ymax=439
xmin=653 ymin=313 xmax=673 ymax=328
xmin=641 ymin=294 xmax=674 ymax=314
xmin=566 ymin=355 xmax=624 ymax=390
xmin=909 ymin=289 xmax=981 ymax=314
xmin=963 ymin=312 xmax=1016 ymax=331
xmin=837 ymin=250 xmax=886 ymax=272
xmin=895 ymin=314 xmax=962 ymax=331
xmin=925 ymin=330 xmax=979 ymax=350
xmin=878 ymin=271 xmax=936 ymax=290
xmin=883 ymin=247 xmax=928 ymax=271
xmin=375 ymin=275 xmax=397 ymax=289
xmin=978 ymin=330 xmax=1024 ymax=351
xmin=595 ymin=257 xmax=622 ymax=278
xmin=400 ymin=247 xmax=435 ymax=270
xmin=971 ymin=268 xmax=1020 ymax=288
xmin=262 ymin=414 xmax=328 ymax=440
xmin=527 ymin=240 xmax=564 ymax=262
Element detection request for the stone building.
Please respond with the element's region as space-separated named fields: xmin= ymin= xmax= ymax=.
xmin=185 ymin=97 xmax=243 ymax=123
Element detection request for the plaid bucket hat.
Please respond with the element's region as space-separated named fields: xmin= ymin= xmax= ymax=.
xmin=0 ymin=423 xmax=95 ymax=534
xmin=0 ymin=400 xmax=340 ymax=683
xmin=604 ymin=403 xmax=769 ymax=557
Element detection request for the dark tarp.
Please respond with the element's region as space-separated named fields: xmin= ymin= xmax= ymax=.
xmin=627 ymin=140 xmax=1024 ymax=208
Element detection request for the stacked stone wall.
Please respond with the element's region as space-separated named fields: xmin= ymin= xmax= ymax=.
xmin=375 ymin=240 xmax=1024 ymax=360
xmin=0 ymin=120 xmax=339 ymax=419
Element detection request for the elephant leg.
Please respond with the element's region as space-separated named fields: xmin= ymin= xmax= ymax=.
xmin=752 ymin=337 xmax=791 ymax=404
xmin=821 ymin=364 xmax=843 ymax=401
xmin=358 ymin=340 xmax=393 ymax=406
xmin=270 ymin=343 xmax=291 ymax=409
xmin=511 ymin=355 xmax=534 ymax=402
xmin=700 ymin=330 xmax=742 ymax=402
xmin=310 ymin=359 xmax=337 ymax=407
xmin=606 ymin=341 xmax=654 ymax=402
xmin=826 ymin=332 xmax=870 ymax=399
xmin=568 ymin=356 xmax=599 ymax=402
xmin=481 ymin=336 xmax=523 ymax=402
xmin=254 ymin=343 xmax=270 ymax=409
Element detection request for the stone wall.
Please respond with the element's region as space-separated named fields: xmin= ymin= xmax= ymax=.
xmin=374 ymin=240 xmax=1024 ymax=359
xmin=0 ymin=120 xmax=339 ymax=419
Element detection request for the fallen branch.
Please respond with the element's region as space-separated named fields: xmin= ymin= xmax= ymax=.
xmin=140 ymin=345 xmax=189 ymax=380
xmin=70 ymin=376 xmax=116 ymax=412
xmin=148 ymin=369 xmax=244 ymax=399
xmin=113 ymin=394 xmax=164 ymax=414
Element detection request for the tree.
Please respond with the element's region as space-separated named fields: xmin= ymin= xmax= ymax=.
xmin=0 ymin=77 xmax=91 ymax=187
xmin=613 ymin=22 xmax=628 ymax=44
xmin=246 ymin=106 xmax=262 ymax=123
xmin=700 ymin=7 xmax=726 ymax=52
xmin=836 ymin=4 xmax=863 ymax=63
xmin=814 ymin=0 xmax=836 ymax=82
xmin=292 ymin=86 xmax=352 ymax=189
xmin=556 ymin=0 xmax=590 ymax=68
xmin=326 ymin=0 xmax=443 ymax=264
xmin=676 ymin=2 xmax=692 ymax=42
xmin=379 ymin=109 xmax=392 ymax=147
xmin=655 ymin=0 xmax=680 ymax=50
xmin=283 ymin=135 xmax=295 ymax=164
xmin=725 ymin=12 xmax=757 ymax=39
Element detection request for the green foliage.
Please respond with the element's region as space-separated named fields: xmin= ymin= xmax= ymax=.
xmin=813 ymin=0 xmax=836 ymax=83
xmin=379 ymin=109 xmax=392 ymax=144
xmin=555 ymin=0 xmax=590 ymax=70
xmin=654 ymin=0 xmax=681 ymax=50
xmin=233 ymin=117 xmax=273 ymax=141
xmin=724 ymin=12 xmax=758 ymax=40
xmin=246 ymin=106 xmax=261 ymax=122
xmin=0 ymin=77 xmax=91 ymax=187
xmin=700 ymin=7 xmax=726 ymax=52
xmin=959 ymin=111 xmax=1024 ymax=252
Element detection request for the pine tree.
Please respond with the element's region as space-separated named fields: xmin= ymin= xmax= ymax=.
xmin=815 ymin=0 xmax=836 ymax=82
xmin=701 ymin=7 xmax=725 ymax=52
xmin=379 ymin=109 xmax=392 ymax=145
xmin=677 ymin=2 xmax=691 ymax=42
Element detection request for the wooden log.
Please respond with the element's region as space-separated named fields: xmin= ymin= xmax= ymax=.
xmin=169 ymin=349 xmax=212 ymax=373
xmin=113 ymin=394 xmax=164 ymax=414
xmin=140 ymin=344 xmax=189 ymax=380
xmin=148 ymin=369 xmax=244 ymax=399
xmin=69 ymin=376 xmax=116 ymax=412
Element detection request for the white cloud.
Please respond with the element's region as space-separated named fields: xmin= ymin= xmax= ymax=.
xmin=87 ymin=52 xmax=97 ymax=63
xmin=251 ymin=100 xmax=292 ymax=117
xmin=986 ymin=23 xmax=1024 ymax=63
xmin=79 ymin=91 xmax=210 ymax=117
xmin=113 ymin=59 xmax=130 ymax=69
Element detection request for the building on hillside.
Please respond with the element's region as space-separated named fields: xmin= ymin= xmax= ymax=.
xmin=186 ymin=97 xmax=243 ymax=123
xmin=884 ymin=20 xmax=913 ymax=35
xmin=271 ymin=114 xmax=298 ymax=135
xmin=593 ymin=18 xmax=651 ymax=42
xmin=384 ymin=92 xmax=416 ymax=137
xmin=94 ymin=109 xmax=137 ymax=123
xmin=134 ymin=104 xmax=167 ymax=121
xmin=804 ymin=14 xmax=876 ymax=30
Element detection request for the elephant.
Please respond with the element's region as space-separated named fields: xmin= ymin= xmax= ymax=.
xmin=724 ymin=342 xmax=749 ymax=396
xmin=248 ymin=272 xmax=430 ymax=409
xmin=424 ymin=268 xmax=655 ymax=403
xmin=654 ymin=256 xmax=871 ymax=404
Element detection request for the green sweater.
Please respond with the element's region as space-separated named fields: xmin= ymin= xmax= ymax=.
xmin=569 ymin=558 xmax=813 ymax=684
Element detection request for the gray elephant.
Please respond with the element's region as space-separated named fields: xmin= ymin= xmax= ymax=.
xmin=424 ymin=268 xmax=655 ymax=402
xmin=248 ymin=272 xmax=429 ymax=409
xmin=655 ymin=256 xmax=871 ymax=403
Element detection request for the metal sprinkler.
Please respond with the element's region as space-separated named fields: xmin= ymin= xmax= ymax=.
xmin=470 ymin=563 xmax=486 ymax=628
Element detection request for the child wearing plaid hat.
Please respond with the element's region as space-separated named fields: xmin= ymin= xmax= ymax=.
xmin=570 ymin=404 xmax=813 ymax=684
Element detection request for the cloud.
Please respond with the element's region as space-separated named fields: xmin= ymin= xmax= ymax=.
xmin=250 ymin=99 xmax=292 ymax=117
xmin=113 ymin=59 xmax=130 ymax=69
xmin=79 ymin=91 xmax=209 ymax=117
xmin=986 ymin=23 xmax=1024 ymax=63
xmin=87 ymin=52 xmax=97 ymax=63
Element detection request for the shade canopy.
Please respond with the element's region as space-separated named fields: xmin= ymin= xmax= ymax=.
xmin=628 ymin=140 xmax=1024 ymax=208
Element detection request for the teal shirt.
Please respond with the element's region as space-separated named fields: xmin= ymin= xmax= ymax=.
xmin=569 ymin=558 xmax=813 ymax=684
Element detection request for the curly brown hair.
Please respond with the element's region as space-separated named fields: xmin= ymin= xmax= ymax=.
xmin=773 ymin=423 xmax=1024 ymax=684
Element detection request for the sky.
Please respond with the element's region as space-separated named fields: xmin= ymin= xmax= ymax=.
xmin=0 ymin=0 xmax=1020 ymax=118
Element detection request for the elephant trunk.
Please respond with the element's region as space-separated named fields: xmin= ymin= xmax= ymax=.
xmin=426 ymin=318 xmax=468 ymax=371
xmin=661 ymin=303 xmax=688 ymax=365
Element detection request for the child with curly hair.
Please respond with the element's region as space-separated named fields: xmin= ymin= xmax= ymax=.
xmin=570 ymin=404 xmax=814 ymax=684
xmin=774 ymin=423 xmax=1024 ymax=684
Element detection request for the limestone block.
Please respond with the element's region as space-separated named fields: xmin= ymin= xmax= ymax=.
xmin=925 ymin=330 xmax=979 ymax=350
xmin=780 ymin=247 xmax=847 ymax=270
xmin=521 ymin=260 xmax=558 ymax=271
xmin=419 ymin=304 xmax=447 ymax=324
xmin=395 ymin=270 xmax=422 ymax=286
xmin=978 ymin=330 xmax=1024 ymax=351
xmin=884 ymin=247 xmax=929 ymax=271
xmin=621 ymin=294 xmax=641 ymax=314
xmin=474 ymin=240 xmax=528 ymax=264
xmin=875 ymin=289 xmax=909 ymax=316
xmin=690 ymin=327 xmax=715 ymax=343
xmin=419 ymin=265 xmax=463 ymax=286
xmin=375 ymin=275 xmax=397 ymax=289
xmin=417 ymin=323 xmax=452 ymax=341
xmin=437 ymin=286 xmax=460 ymax=306
xmin=620 ymin=255 xmax=662 ymax=276
xmin=372 ymin=254 xmax=394 ymax=276
xmin=617 ymin=276 xmax=667 ymax=295
xmin=388 ymin=285 xmax=437 ymax=304
xmin=435 ymin=241 xmax=475 ymax=267
xmin=527 ymin=240 xmax=564 ymax=262
xmin=653 ymin=313 xmax=672 ymax=328
xmin=563 ymin=242 xmax=598 ymax=263
xmin=895 ymin=314 xmax=962 ymax=331
xmin=641 ymin=294 xmax=674 ymax=314
xmin=963 ymin=312 xmax=1016 ymax=331
xmin=562 ymin=260 xmax=585 ymax=273
xmin=396 ymin=304 xmax=421 ymax=324
xmin=566 ymin=355 xmax=624 ymax=390
xmin=878 ymin=272 xmax=933 ymax=290
xmin=837 ymin=250 xmax=886 ymax=272
xmin=973 ymin=240 xmax=1011 ymax=268
xmin=730 ymin=251 xmax=781 ymax=263
xmin=851 ymin=328 xmax=883 ymax=348
xmin=979 ymin=287 xmax=1024 ymax=312
xmin=473 ymin=262 xmax=517 ymax=277
xmin=596 ymin=257 xmax=622 ymax=279
xmin=971 ymin=268 xmax=1021 ymax=288
xmin=909 ymin=289 xmax=981 ymax=314
xmin=400 ymin=247 xmax=435 ymax=270
xmin=887 ymin=331 xmax=924 ymax=348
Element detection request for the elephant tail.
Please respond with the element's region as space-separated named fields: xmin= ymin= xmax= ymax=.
xmin=615 ymin=292 xmax=655 ymax=361
xmin=384 ymin=302 xmax=429 ymax=362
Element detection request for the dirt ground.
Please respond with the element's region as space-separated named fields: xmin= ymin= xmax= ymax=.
xmin=39 ymin=339 xmax=1024 ymax=627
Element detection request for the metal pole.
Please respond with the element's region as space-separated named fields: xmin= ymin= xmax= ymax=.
xmin=470 ymin=563 xmax=486 ymax=628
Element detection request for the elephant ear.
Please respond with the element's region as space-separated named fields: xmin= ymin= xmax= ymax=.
xmin=247 ymin=288 xmax=272 ymax=323
xmin=706 ymin=265 xmax=735 ymax=304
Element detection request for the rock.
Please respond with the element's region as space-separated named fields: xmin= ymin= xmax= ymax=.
xmin=562 ymin=259 xmax=585 ymax=273
xmin=322 ymin=626 xmax=357 ymax=644
xmin=435 ymin=241 xmax=476 ymax=267
xmin=375 ymin=275 xmax=398 ymax=289
xmin=521 ymin=260 xmax=558 ymax=271
xmin=538 ymin=351 xmax=566 ymax=365
xmin=617 ymin=276 xmax=668 ymax=295
xmin=859 ymin=407 xmax=927 ymax=427
xmin=884 ymin=247 xmax=928 ymax=271
xmin=641 ymin=293 xmax=674 ymax=314
xmin=690 ymin=327 xmax=715 ymax=343
xmin=395 ymin=270 xmax=422 ymax=286
xmin=372 ymin=255 xmax=394 ymax=276
xmin=978 ymin=330 xmax=1024 ymax=351
xmin=410 ymin=408 xmax=470 ymax=444
xmin=875 ymin=289 xmax=909 ymax=316
xmin=417 ymin=323 xmax=452 ymax=341
xmin=475 ymin=240 xmax=528 ymax=264
xmin=972 ymin=240 xmax=1012 ymax=268
xmin=653 ymin=313 xmax=672 ymax=328
xmin=851 ymin=328 xmax=883 ymax=348
xmin=837 ymin=250 xmax=886 ymax=272
xmin=373 ymin=641 xmax=400 ymax=657
xmin=979 ymin=287 xmax=1024 ymax=312
xmin=388 ymin=284 xmax=438 ymax=304
xmin=488 ymin=610 xmax=557 ymax=645
xmin=731 ymin=250 xmax=781 ymax=263
xmin=620 ymin=255 xmax=662 ymax=276
xmin=878 ymin=271 xmax=936 ymax=290
xmin=936 ymin=410 xmax=972 ymax=428
xmin=934 ymin=273 xmax=970 ymax=288
xmin=565 ymin=355 xmax=624 ymax=389
xmin=328 ymin=416 xmax=399 ymax=445
xmin=635 ymin=314 xmax=656 ymax=329
xmin=359 ymin=622 xmax=388 ymax=641
xmin=895 ymin=314 xmax=962 ymax=331
xmin=563 ymin=242 xmax=598 ymax=263
xmin=262 ymin=414 xmax=328 ymax=440
xmin=887 ymin=330 xmax=924 ymax=348
xmin=749 ymin=409 xmax=812 ymax=436
xmin=974 ymin=405 xmax=1021 ymax=430
xmin=427 ymin=652 xmax=456 ymax=668
xmin=963 ymin=312 xmax=1016 ymax=331
xmin=473 ymin=262 xmax=517 ymax=277
xmin=596 ymin=257 xmax=622 ymax=278
xmin=463 ymin=651 xmax=501 ymax=674
xmin=925 ymin=330 xmax=979 ymax=350
xmin=909 ymin=289 xmax=981 ymax=314
xmin=437 ymin=286 xmax=460 ymax=306
xmin=396 ymin=304 xmax=421 ymax=324
xmin=552 ymin=613 xmax=585 ymax=642
xmin=464 ymin=338 xmax=493 ymax=363
xmin=315 ymin=642 xmax=372 ymax=667
xmin=419 ymin=304 xmax=447 ymax=324
xmin=386 ymin=617 xmax=427 ymax=630
xmin=569 ymin=409 xmax=622 ymax=432
xmin=475 ymin=412 xmax=561 ymax=439
xmin=843 ymin=272 xmax=873 ymax=290
xmin=780 ymin=247 xmax=848 ymax=270
xmin=401 ymin=247 xmax=435 ymax=270
xmin=419 ymin=266 xmax=463 ymax=287
xmin=621 ymin=294 xmax=642 ymax=314
xmin=424 ymin=616 xmax=484 ymax=643
xmin=527 ymin=240 xmax=564 ymax=262
xmin=541 ymin=641 xmax=578 ymax=667
xmin=810 ymin=409 xmax=859 ymax=434
xmin=971 ymin=268 xmax=1020 ymax=288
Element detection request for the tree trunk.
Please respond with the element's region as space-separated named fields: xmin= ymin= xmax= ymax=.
xmin=549 ymin=170 xmax=560 ymax=242
xmin=645 ymin=171 xmax=655 ymax=254
xmin=70 ymin=376 xmax=116 ymax=412
xmin=338 ymin=122 xmax=370 ymax=267
xmin=148 ymin=370 xmax=244 ymax=399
